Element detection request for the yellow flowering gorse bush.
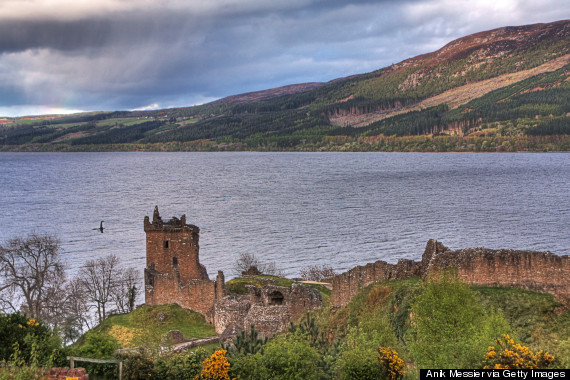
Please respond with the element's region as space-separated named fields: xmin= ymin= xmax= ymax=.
xmin=483 ymin=334 xmax=555 ymax=369
xmin=378 ymin=346 xmax=405 ymax=380
xmin=196 ymin=349 xmax=235 ymax=380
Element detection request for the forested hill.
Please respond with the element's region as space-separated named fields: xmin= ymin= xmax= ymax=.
xmin=2 ymin=20 xmax=569 ymax=152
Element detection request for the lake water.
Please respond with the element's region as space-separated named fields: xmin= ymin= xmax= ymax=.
xmin=0 ymin=152 xmax=568 ymax=280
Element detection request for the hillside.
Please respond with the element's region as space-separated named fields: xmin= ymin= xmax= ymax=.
xmin=69 ymin=277 xmax=570 ymax=378
xmin=1 ymin=20 xmax=569 ymax=152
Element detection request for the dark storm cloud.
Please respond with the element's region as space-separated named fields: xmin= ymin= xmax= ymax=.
xmin=0 ymin=0 xmax=568 ymax=116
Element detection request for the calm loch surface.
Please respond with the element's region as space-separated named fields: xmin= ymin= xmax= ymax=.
xmin=1 ymin=152 xmax=568 ymax=278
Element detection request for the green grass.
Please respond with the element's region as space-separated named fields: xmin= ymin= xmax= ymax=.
xmin=75 ymin=304 xmax=216 ymax=351
xmin=473 ymin=285 xmax=569 ymax=362
xmin=320 ymin=277 xmax=569 ymax=369
xmin=226 ymin=275 xmax=295 ymax=295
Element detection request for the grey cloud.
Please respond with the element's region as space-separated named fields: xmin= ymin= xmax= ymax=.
xmin=0 ymin=0 xmax=568 ymax=115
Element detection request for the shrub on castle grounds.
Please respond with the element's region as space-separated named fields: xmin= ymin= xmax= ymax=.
xmin=197 ymin=349 xmax=234 ymax=380
xmin=119 ymin=347 xmax=211 ymax=380
xmin=228 ymin=331 xmax=326 ymax=380
xmin=0 ymin=312 xmax=66 ymax=366
xmin=0 ymin=342 xmax=47 ymax=380
xmin=482 ymin=334 xmax=555 ymax=369
xmin=407 ymin=271 xmax=509 ymax=369
xmin=338 ymin=347 xmax=382 ymax=380
xmin=378 ymin=347 xmax=405 ymax=380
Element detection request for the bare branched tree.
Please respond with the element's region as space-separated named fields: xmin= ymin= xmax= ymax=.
xmin=0 ymin=233 xmax=66 ymax=321
xmin=0 ymin=233 xmax=142 ymax=341
xmin=60 ymin=277 xmax=92 ymax=344
xmin=233 ymin=252 xmax=282 ymax=277
xmin=299 ymin=265 xmax=337 ymax=282
xmin=80 ymin=254 xmax=121 ymax=324
xmin=112 ymin=267 xmax=141 ymax=314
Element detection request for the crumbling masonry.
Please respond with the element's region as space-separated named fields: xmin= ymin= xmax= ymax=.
xmin=144 ymin=207 xmax=321 ymax=338
xmin=331 ymin=239 xmax=569 ymax=307
xmin=144 ymin=207 xmax=227 ymax=318
xmin=144 ymin=207 xmax=569 ymax=338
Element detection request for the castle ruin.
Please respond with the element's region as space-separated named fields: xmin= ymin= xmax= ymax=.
xmin=144 ymin=207 xmax=568 ymax=338
xmin=144 ymin=206 xmax=322 ymax=338
xmin=144 ymin=206 xmax=227 ymax=317
xmin=331 ymin=239 xmax=570 ymax=307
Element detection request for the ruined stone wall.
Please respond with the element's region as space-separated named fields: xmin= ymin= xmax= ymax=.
xmin=331 ymin=239 xmax=570 ymax=307
xmin=425 ymin=243 xmax=570 ymax=300
xmin=214 ymin=296 xmax=252 ymax=336
xmin=214 ymin=284 xmax=323 ymax=338
xmin=145 ymin=271 xmax=218 ymax=316
xmin=244 ymin=305 xmax=290 ymax=338
xmin=331 ymin=259 xmax=422 ymax=307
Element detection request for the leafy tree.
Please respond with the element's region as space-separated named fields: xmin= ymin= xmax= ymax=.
xmin=224 ymin=324 xmax=267 ymax=356
xmin=289 ymin=313 xmax=327 ymax=349
xmin=74 ymin=332 xmax=119 ymax=359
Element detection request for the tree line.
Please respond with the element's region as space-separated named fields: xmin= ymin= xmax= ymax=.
xmin=0 ymin=233 xmax=140 ymax=344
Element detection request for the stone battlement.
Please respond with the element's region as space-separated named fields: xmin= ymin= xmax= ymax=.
xmin=331 ymin=239 xmax=570 ymax=307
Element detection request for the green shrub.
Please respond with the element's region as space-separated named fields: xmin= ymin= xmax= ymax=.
xmin=407 ymin=271 xmax=509 ymax=368
xmin=154 ymin=348 xmax=209 ymax=380
xmin=338 ymin=347 xmax=382 ymax=380
xmin=0 ymin=313 xmax=65 ymax=366
xmin=259 ymin=333 xmax=325 ymax=380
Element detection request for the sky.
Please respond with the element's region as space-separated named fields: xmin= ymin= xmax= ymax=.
xmin=0 ymin=0 xmax=568 ymax=117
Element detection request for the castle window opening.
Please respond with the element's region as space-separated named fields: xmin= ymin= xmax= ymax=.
xmin=173 ymin=256 xmax=178 ymax=268
xmin=269 ymin=291 xmax=284 ymax=305
xmin=164 ymin=240 xmax=169 ymax=249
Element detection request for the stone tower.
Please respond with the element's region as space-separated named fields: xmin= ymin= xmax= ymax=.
xmin=144 ymin=206 xmax=226 ymax=317
xmin=144 ymin=206 xmax=208 ymax=284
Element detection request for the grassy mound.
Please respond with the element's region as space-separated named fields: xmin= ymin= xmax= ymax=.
xmin=74 ymin=304 xmax=216 ymax=353
xmin=317 ymin=276 xmax=569 ymax=372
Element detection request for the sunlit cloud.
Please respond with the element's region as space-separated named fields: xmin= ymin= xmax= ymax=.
xmin=0 ymin=106 xmax=85 ymax=118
